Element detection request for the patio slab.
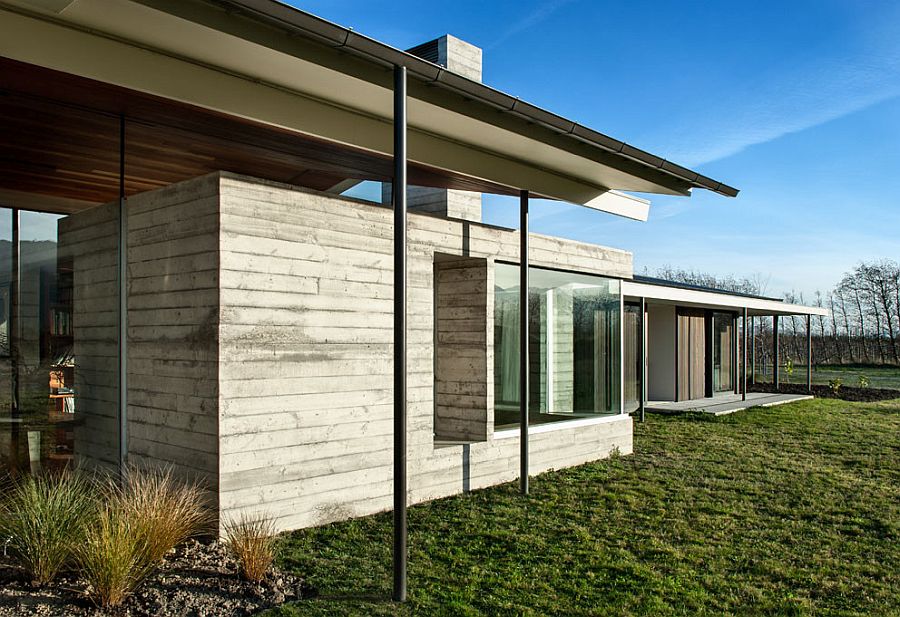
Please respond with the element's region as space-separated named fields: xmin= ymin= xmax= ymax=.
xmin=646 ymin=392 xmax=813 ymax=416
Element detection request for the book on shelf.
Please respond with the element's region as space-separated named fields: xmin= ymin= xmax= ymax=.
xmin=50 ymin=308 xmax=72 ymax=336
xmin=52 ymin=347 xmax=75 ymax=368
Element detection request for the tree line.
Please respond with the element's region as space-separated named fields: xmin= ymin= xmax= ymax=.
xmin=649 ymin=259 xmax=900 ymax=367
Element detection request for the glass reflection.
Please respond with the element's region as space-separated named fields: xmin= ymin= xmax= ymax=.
xmin=494 ymin=264 xmax=621 ymax=429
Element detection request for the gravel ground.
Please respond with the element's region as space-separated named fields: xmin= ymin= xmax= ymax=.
xmin=0 ymin=539 xmax=308 ymax=616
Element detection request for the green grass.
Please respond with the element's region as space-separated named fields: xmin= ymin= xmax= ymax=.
xmin=754 ymin=364 xmax=900 ymax=390
xmin=269 ymin=398 xmax=900 ymax=616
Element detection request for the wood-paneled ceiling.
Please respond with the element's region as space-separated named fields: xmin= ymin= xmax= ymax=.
xmin=0 ymin=57 xmax=518 ymax=213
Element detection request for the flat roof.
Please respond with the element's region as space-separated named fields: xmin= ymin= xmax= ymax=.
xmin=632 ymin=275 xmax=783 ymax=302
xmin=197 ymin=0 xmax=739 ymax=199
xmin=623 ymin=278 xmax=829 ymax=317
xmin=0 ymin=0 xmax=738 ymax=221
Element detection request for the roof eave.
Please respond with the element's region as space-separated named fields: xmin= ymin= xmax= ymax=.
xmin=143 ymin=0 xmax=739 ymax=198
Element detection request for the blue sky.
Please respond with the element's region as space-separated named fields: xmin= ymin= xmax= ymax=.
xmin=292 ymin=0 xmax=900 ymax=298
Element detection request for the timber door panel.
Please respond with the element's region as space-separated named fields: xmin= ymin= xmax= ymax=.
xmin=676 ymin=309 xmax=706 ymax=401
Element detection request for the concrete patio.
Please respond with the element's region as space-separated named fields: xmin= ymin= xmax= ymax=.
xmin=646 ymin=392 xmax=813 ymax=416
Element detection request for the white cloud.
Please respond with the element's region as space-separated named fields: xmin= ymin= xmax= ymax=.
xmin=488 ymin=0 xmax=578 ymax=50
xmin=651 ymin=12 xmax=900 ymax=166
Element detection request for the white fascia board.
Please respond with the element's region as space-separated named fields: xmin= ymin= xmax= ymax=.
xmin=0 ymin=0 xmax=675 ymax=220
xmin=621 ymin=280 xmax=830 ymax=316
xmin=583 ymin=191 xmax=650 ymax=222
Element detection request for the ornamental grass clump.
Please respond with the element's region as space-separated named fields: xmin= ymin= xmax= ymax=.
xmin=76 ymin=501 xmax=155 ymax=608
xmin=77 ymin=466 xmax=211 ymax=607
xmin=120 ymin=466 xmax=213 ymax=563
xmin=225 ymin=513 xmax=277 ymax=583
xmin=0 ymin=470 xmax=95 ymax=586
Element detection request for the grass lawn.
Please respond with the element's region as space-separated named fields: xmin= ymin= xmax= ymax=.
xmin=754 ymin=364 xmax=900 ymax=390
xmin=269 ymin=398 xmax=900 ymax=616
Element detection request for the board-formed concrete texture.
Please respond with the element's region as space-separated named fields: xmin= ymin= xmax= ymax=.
xmin=64 ymin=171 xmax=634 ymax=533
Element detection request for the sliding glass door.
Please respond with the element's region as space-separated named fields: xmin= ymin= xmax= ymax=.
xmin=712 ymin=312 xmax=734 ymax=393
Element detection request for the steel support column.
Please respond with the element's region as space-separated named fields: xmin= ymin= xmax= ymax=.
xmin=118 ymin=115 xmax=128 ymax=473
xmin=732 ymin=314 xmax=739 ymax=394
xmin=392 ymin=65 xmax=408 ymax=603
xmin=639 ymin=297 xmax=646 ymax=423
xmin=9 ymin=209 xmax=20 ymax=475
xmin=742 ymin=308 xmax=748 ymax=401
xmin=519 ymin=190 xmax=530 ymax=495
xmin=773 ymin=315 xmax=780 ymax=388
xmin=806 ymin=314 xmax=812 ymax=393
xmin=750 ymin=316 xmax=756 ymax=385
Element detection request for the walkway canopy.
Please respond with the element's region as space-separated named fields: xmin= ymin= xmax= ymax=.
xmin=622 ymin=276 xmax=829 ymax=422
xmin=623 ymin=277 xmax=829 ymax=317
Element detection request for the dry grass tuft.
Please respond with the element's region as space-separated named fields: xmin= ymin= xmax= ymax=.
xmin=75 ymin=501 xmax=155 ymax=607
xmin=225 ymin=513 xmax=277 ymax=583
xmin=76 ymin=466 xmax=212 ymax=607
xmin=0 ymin=470 xmax=95 ymax=585
xmin=119 ymin=466 xmax=213 ymax=563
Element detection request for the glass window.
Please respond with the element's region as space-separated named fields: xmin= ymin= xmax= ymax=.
xmin=0 ymin=209 xmax=13 ymax=473
xmin=623 ymin=303 xmax=642 ymax=413
xmin=712 ymin=312 xmax=734 ymax=393
xmin=494 ymin=264 xmax=621 ymax=429
xmin=1 ymin=207 xmax=120 ymax=477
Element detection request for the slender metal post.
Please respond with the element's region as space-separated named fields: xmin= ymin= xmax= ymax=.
xmin=742 ymin=308 xmax=748 ymax=401
xmin=9 ymin=209 xmax=20 ymax=474
xmin=118 ymin=115 xmax=128 ymax=473
xmin=732 ymin=314 xmax=739 ymax=394
xmin=519 ymin=190 xmax=529 ymax=495
xmin=773 ymin=315 xmax=780 ymax=388
xmin=750 ymin=316 xmax=756 ymax=385
xmin=391 ymin=65 xmax=408 ymax=604
xmin=639 ymin=297 xmax=646 ymax=422
xmin=806 ymin=314 xmax=812 ymax=393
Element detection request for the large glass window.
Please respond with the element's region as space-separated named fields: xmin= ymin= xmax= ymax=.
xmin=0 ymin=209 xmax=13 ymax=473
xmin=0 ymin=206 xmax=120 ymax=476
xmin=712 ymin=312 xmax=734 ymax=393
xmin=494 ymin=264 xmax=621 ymax=429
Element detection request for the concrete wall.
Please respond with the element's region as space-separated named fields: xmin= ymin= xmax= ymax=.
xmin=434 ymin=255 xmax=492 ymax=441
xmin=60 ymin=205 xmax=120 ymax=469
xmin=60 ymin=175 xmax=221 ymax=490
xmin=62 ymin=171 xmax=634 ymax=532
xmin=647 ymin=303 xmax=676 ymax=401
xmin=402 ymin=34 xmax=484 ymax=222
xmin=214 ymin=172 xmax=632 ymax=531
xmin=125 ymin=177 xmax=221 ymax=494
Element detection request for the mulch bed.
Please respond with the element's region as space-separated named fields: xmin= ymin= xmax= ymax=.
xmin=0 ymin=539 xmax=309 ymax=616
xmin=749 ymin=382 xmax=900 ymax=402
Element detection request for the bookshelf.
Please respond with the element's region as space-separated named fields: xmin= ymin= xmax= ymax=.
xmin=44 ymin=258 xmax=75 ymax=466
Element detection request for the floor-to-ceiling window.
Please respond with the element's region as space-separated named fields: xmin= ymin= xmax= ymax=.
xmin=0 ymin=206 xmax=120 ymax=476
xmin=494 ymin=264 xmax=621 ymax=429
xmin=712 ymin=312 xmax=734 ymax=393
xmin=0 ymin=209 xmax=13 ymax=473
xmin=623 ymin=302 xmax=642 ymax=413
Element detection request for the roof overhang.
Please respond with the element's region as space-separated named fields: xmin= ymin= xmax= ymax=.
xmin=622 ymin=280 xmax=829 ymax=317
xmin=0 ymin=0 xmax=736 ymax=221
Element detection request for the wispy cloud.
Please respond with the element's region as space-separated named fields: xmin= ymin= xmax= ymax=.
xmin=652 ymin=22 xmax=900 ymax=167
xmin=488 ymin=0 xmax=578 ymax=50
